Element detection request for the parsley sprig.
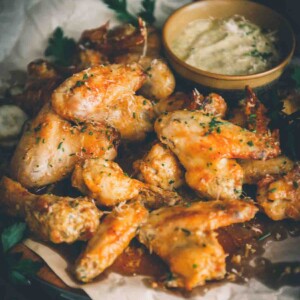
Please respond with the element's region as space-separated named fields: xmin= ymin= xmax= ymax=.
xmin=103 ymin=0 xmax=156 ymax=25
xmin=44 ymin=27 xmax=77 ymax=66
xmin=1 ymin=222 xmax=42 ymax=285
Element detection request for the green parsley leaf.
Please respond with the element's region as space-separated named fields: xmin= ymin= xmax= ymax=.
xmin=44 ymin=27 xmax=77 ymax=66
xmin=1 ymin=223 xmax=26 ymax=253
xmin=102 ymin=0 xmax=137 ymax=25
xmin=138 ymin=0 xmax=156 ymax=24
xmin=102 ymin=0 xmax=156 ymax=25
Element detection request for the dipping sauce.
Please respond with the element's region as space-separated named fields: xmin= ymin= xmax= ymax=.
xmin=172 ymin=15 xmax=281 ymax=75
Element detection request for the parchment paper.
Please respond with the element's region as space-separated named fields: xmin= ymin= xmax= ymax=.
xmin=0 ymin=0 xmax=299 ymax=299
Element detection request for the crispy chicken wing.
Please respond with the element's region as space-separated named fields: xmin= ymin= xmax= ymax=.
xmin=51 ymin=63 xmax=154 ymax=141
xmin=155 ymin=110 xmax=280 ymax=199
xmin=257 ymin=165 xmax=300 ymax=220
xmin=72 ymin=158 xmax=144 ymax=206
xmin=139 ymin=199 xmax=258 ymax=289
xmin=133 ymin=143 xmax=185 ymax=191
xmin=187 ymin=90 xmax=227 ymax=118
xmin=75 ymin=201 xmax=148 ymax=282
xmin=10 ymin=104 xmax=118 ymax=188
xmin=72 ymin=158 xmax=182 ymax=208
xmin=0 ymin=176 xmax=101 ymax=243
xmin=239 ymin=155 xmax=294 ymax=184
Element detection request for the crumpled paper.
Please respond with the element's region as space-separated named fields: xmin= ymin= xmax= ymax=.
xmin=1 ymin=0 xmax=300 ymax=299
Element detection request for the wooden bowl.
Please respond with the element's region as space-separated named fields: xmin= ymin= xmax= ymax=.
xmin=162 ymin=0 xmax=295 ymax=97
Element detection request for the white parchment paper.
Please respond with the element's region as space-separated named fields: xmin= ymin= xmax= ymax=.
xmin=0 ymin=0 xmax=299 ymax=299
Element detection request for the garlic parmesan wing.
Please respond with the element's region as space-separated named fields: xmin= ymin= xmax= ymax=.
xmin=133 ymin=143 xmax=185 ymax=191
xmin=10 ymin=104 xmax=118 ymax=188
xmin=257 ymin=165 xmax=300 ymax=220
xmin=72 ymin=158 xmax=182 ymax=208
xmin=139 ymin=199 xmax=258 ymax=290
xmin=72 ymin=158 xmax=144 ymax=207
xmin=0 ymin=177 xmax=101 ymax=243
xmin=239 ymin=155 xmax=294 ymax=184
xmin=75 ymin=201 xmax=148 ymax=282
xmin=155 ymin=110 xmax=280 ymax=199
xmin=51 ymin=63 xmax=154 ymax=141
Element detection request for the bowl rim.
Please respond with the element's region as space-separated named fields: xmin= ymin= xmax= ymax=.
xmin=162 ymin=0 xmax=296 ymax=81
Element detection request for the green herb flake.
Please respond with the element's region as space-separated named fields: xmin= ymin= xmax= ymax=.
xmin=247 ymin=141 xmax=254 ymax=147
xmin=181 ymin=228 xmax=191 ymax=236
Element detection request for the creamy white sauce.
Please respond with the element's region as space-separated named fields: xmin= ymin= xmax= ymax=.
xmin=172 ymin=15 xmax=280 ymax=75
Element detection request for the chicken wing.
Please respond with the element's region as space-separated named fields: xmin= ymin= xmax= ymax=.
xmin=51 ymin=63 xmax=155 ymax=141
xmin=239 ymin=155 xmax=294 ymax=184
xmin=72 ymin=158 xmax=144 ymax=206
xmin=133 ymin=143 xmax=185 ymax=191
xmin=72 ymin=158 xmax=182 ymax=208
xmin=0 ymin=176 xmax=101 ymax=243
xmin=138 ymin=199 xmax=258 ymax=289
xmin=75 ymin=201 xmax=148 ymax=282
xmin=187 ymin=90 xmax=227 ymax=118
xmin=155 ymin=110 xmax=280 ymax=199
xmin=10 ymin=104 xmax=118 ymax=188
xmin=257 ymin=165 xmax=300 ymax=220
xmin=138 ymin=59 xmax=175 ymax=101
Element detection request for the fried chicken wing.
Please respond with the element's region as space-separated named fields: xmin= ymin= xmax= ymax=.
xmin=0 ymin=176 xmax=101 ymax=243
xmin=72 ymin=158 xmax=144 ymax=206
xmin=9 ymin=60 xmax=64 ymax=116
xmin=257 ymin=165 xmax=300 ymax=220
xmin=239 ymin=155 xmax=294 ymax=184
xmin=75 ymin=201 xmax=148 ymax=282
xmin=72 ymin=158 xmax=182 ymax=208
xmin=51 ymin=63 xmax=154 ymax=141
xmin=187 ymin=90 xmax=227 ymax=118
xmin=155 ymin=110 xmax=280 ymax=199
xmin=138 ymin=59 xmax=175 ymax=101
xmin=133 ymin=143 xmax=185 ymax=191
xmin=10 ymin=104 xmax=118 ymax=188
xmin=138 ymin=199 xmax=258 ymax=289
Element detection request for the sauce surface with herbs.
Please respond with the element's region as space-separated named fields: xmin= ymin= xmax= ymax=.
xmin=172 ymin=15 xmax=280 ymax=75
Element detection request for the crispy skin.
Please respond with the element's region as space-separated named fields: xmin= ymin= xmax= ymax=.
xmin=72 ymin=158 xmax=144 ymax=206
xmin=138 ymin=59 xmax=175 ymax=101
xmin=72 ymin=158 xmax=182 ymax=208
xmin=75 ymin=201 xmax=148 ymax=282
xmin=257 ymin=165 xmax=300 ymax=220
xmin=239 ymin=156 xmax=294 ymax=184
xmin=10 ymin=104 xmax=118 ymax=188
xmin=187 ymin=90 xmax=227 ymax=118
xmin=139 ymin=199 xmax=258 ymax=290
xmin=155 ymin=110 xmax=280 ymax=199
xmin=51 ymin=63 xmax=154 ymax=141
xmin=154 ymin=92 xmax=189 ymax=116
xmin=133 ymin=143 xmax=185 ymax=191
xmin=0 ymin=177 xmax=101 ymax=243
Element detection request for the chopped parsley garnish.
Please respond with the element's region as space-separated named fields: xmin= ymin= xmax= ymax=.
xmin=181 ymin=228 xmax=191 ymax=236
